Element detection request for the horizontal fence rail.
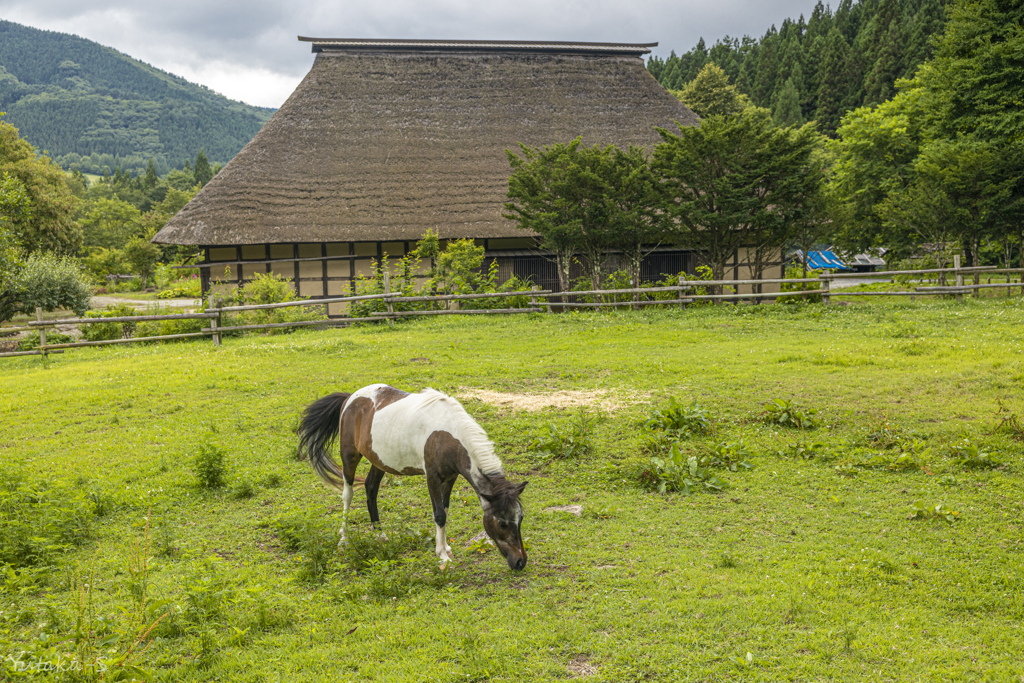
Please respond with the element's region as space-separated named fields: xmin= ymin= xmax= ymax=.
xmin=3 ymin=258 xmax=1023 ymax=360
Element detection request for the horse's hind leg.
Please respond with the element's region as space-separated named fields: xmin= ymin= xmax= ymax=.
xmin=338 ymin=443 xmax=362 ymax=549
xmin=364 ymin=466 xmax=387 ymax=539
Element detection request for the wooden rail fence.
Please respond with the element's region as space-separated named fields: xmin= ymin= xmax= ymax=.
xmin=3 ymin=258 xmax=1023 ymax=359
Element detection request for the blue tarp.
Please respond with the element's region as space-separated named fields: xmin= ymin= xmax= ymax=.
xmin=805 ymin=250 xmax=850 ymax=271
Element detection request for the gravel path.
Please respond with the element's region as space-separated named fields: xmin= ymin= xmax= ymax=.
xmin=90 ymin=295 xmax=201 ymax=310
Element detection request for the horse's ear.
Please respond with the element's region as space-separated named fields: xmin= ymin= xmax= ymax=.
xmin=515 ymin=481 xmax=528 ymax=494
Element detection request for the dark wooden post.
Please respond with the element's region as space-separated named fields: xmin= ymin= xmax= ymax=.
xmin=35 ymin=307 xmax=46 ymax=358
xmin=821 ymin=275 xmax=831 ymax=306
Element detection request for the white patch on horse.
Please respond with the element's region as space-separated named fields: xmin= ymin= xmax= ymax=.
xmin=346 ymin=386 xmax=503 ymax=477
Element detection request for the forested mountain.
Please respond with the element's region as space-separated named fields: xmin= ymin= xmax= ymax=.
xmin=648 ymin=0 xmax=952 ymax=134
xmin=0 ymin=20 xmax=274 ymax=176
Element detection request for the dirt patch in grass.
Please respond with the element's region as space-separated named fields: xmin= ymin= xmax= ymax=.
xmin=458 ymin=387 xmax=641 ymax=413
xmin=567 ymin=655 xmax=597 ymax=678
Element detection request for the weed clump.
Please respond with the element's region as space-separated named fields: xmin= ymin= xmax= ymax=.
xmin=640 ymin=444 xmax=728 ymax=494
xmin=644 ymin=398 xmax=713 ymax=436
xmin=193 ymin=442 xmax=228 ymax=489
xmin=761 ymin=399 xmax=818 ymax=430
xmin=0 ymin=472 xmax=98 ymax=568
xmin=528 ymin=408 xmax=596 ymax=462
xmin=908 ymin=500 xmax=960 ymax=523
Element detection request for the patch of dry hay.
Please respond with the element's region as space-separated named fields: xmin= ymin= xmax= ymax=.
xmin=567 ymin=655 xmax=597 ymax=678
xmin=458 ymin=388 xmax=643 ymax=413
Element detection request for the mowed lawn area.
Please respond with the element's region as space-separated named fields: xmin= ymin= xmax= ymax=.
xmin=1 ymin=300 xmax=1022 ymax=682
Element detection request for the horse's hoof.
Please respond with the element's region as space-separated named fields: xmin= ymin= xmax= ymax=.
xmin=446 ymin=550 xmax=454 ymax=560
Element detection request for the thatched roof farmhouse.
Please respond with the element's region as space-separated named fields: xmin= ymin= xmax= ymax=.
xmin=154 ymin=38 xmax=759 ymax=310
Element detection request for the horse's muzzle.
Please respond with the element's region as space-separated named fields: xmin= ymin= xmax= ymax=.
xmin=508 ymin=554 xmax=527 ymax=571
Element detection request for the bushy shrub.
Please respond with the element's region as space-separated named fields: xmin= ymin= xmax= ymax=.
xmin=16 ymin=330 xmax=73 ymax=351
xmin=9 ymin=252 xmax=92 ymax=317
xmin=350 ymin=233 xmax=535 ymax=317
xmin=216 ymin=272 xmax=324 ymax=333
xmin=81 ymin=303 xmax=139 ymax=341
xmin=778 ymin=265 xmax=824 ymax=304
xmin=157 ymin=277 xmax=201 ymax=299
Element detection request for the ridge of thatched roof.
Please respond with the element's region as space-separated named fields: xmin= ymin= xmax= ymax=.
xmin=299 ymin=38 xmax=658 ymax=56
xmin=153 ymin=42 xmax=699 ymax=247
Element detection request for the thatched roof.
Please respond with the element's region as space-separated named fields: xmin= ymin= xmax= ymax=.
xmin=153 ymin=39 xmax=699 ymax=246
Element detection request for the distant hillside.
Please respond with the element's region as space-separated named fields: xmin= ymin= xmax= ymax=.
xmin=0 ymin=20 xmax=274 ymax=176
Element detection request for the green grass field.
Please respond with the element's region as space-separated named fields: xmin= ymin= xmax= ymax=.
xmin=2 ymin=299 xmax=1023 ymax=682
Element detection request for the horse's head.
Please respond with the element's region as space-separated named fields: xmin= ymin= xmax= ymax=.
xmin=481 ymin=480 xmax=528 ymax=571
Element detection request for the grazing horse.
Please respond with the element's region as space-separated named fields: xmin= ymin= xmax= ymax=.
xmin=297 ymin=384 xmax=529 ymax=570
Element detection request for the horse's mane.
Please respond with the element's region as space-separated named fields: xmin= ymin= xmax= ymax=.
xmin=479 ymin=472 xmax=525 ymax=514
xmin=419 ymin=389 xmax=503 ymax=475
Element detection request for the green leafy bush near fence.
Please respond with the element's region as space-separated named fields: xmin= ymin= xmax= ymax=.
xmin=81 ymin=303 xmax=140 ymax=341
xmin=778 ymin=265 xmax=825 ymax=304
xmin=16 ymin=330 xmax=74 ymax=350
xmin=220 ymin=273 xmax=325 ymax=333
xmin=350 ymin=235 xmax=534 ymax=318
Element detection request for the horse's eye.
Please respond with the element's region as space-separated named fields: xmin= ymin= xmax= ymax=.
xmin=499 ymin=521 xmax=508 ymax=529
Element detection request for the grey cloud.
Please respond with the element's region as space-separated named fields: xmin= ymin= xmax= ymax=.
xmin=1 ymin=0 xmax=819 ymax=105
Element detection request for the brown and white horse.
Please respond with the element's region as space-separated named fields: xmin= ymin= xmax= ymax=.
xmin=298 ymin=384 xmax=529 ymax=570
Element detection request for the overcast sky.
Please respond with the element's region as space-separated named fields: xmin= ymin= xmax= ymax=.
xmin=1 ymin=0 xmax=819 ymax=108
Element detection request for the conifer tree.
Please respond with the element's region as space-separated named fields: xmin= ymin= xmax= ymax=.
xmin=193 ymin=149 xmax=213 ymax=186
xmin=815 ymin=28 xmax=858 ymax=134
xmin=751 ymin=30 xmax=779 ymax=107
xmin=143 ymin=159 xmax=158 ymax=189
xmin=773 ymin=78 xmax=805 ymax=127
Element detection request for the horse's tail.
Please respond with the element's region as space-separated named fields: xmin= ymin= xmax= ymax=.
xmin=297 ymin=392 xmax=351 ymax=491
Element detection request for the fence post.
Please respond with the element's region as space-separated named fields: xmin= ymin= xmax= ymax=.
xmin=821 ymin=276 xmax=831 ymax=306
xmin=678 ymin=276 xmax=687 ymax=310
xmin=383 ymin=271 xmax=394 ymax=326
xmin=530 ymin=285 xmax=540 ymax=312
xmin=35 ymin=307 xmax=46 ymax=358
xmin=954 ymin=255 xmax=963 ymax=303
xmin=209 ymin=293 xmax=221 ymax=346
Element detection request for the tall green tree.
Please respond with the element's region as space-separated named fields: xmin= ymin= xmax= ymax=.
xmin=815 ymin=28 xmax=860 ymax=134
xmin=653 ymin=108 xmax=823 ymax=289
xmin=773 ymin=78 xmax=805 ymax=127
xmin=918 ymin=0 xmax=1024 ymax=142
xmin=0 ymin=120 xmax=81 ymax=255
xmin=505 ymin=139 xmax=665 ymax=295
xmin=675 ymin=63 xmax=748 ymax=118
xmin=193 ymin=149 xmax=213 ymax=186
xmin=0 ymin=172 xmax=30 ymax=322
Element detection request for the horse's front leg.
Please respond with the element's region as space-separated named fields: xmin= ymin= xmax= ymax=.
xmin=440 ymin=475 xmax=458 ymax=558
xmin=427 ymin=473 xmax=454 ymax=566
xmin=364 ymin=466 xmax=387 ymax=540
